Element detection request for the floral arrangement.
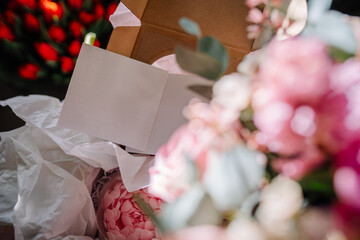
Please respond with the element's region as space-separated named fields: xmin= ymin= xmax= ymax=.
xmin=140 ymin=1 xmax=360 ymax=240
xmin=0 ymin=0 xmax=118 ymax=91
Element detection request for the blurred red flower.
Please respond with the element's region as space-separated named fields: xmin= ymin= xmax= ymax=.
xmin=0 ymin=23 xmax=15 ymax=41
xmin=5 ymin=11 xmax=15 ymax=25
xmin=19 ymin=63 xmax=40 ymax=80
xmin=94 ymin=39 xmax=100 ymax=47
xmin=25 ymin=13 xmax=40 ymax=32
xmin=68 ymin=0 xmax=83 ymax=10
xmin=7 ymin=1 xmax=20 ymax=10
xmin=68 ymin=40 xmax=81 ymax=56
xmin=48 ymin=25 xmax=66 ymax=42
xmin=18 ymin=0 xmax=37 ymax=10
xmin=40 ymin=0 xmax=64 ymax=22
xmin=79 ymin=11 xmax=95 ymax=25
xmin=106 ymin=2 xmax=117 ymax=21
xmin=69 ymin=21 xmax=83 ymax=38
xmin=35 ymin=42 xmax=58 ymax=61
xmin=94 ymin=4 xmax=105 ymax=19
xmin=60 ymin=56 xmax=75 ymax=73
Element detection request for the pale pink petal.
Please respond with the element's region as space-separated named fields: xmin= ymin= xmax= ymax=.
xmin=120 ymin=199 xmax=133 ymax=213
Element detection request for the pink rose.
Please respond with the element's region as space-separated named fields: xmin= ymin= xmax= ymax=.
xmin=149 ymin=100 xmax=242 ymax=202
xmin=251 ymin=38 xmax=334 ymax=177
xmin=98 ymin=176 xmax=162 ymax=240
xmin=256 ymin=38 xmax=332 ymax=104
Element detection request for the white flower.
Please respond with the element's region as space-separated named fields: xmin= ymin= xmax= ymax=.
xmin=213 ymin=73 xmax=251 ymax=113
xmin=256 ymin=175 xmax=303 ymax=238
xmin=227 ymin=216 xmax=266 ymax=240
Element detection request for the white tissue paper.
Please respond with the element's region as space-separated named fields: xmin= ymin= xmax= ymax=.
xmin=0 ymin=95 xmax=155 ymax=239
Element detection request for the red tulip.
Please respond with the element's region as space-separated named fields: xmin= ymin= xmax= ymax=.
xmin=94 ymin=4 xmax=105 ymax=19
xmin=106 ymin=2 xmax=118 ymax=21
xmin=68 ymin=40 xmax=81 ymax=56
xmin=25 ymin=13 xmax=40 ymax=32
xmin=69 ymin=21 xmax=83 ymax=38
xmin=48 ymin=25 xmax=66 ymax=42
xmin=79 ymin=11 xmax=95 ymax=25
xmin=17 ymin=0 xmax=37 ymax=10
xmin=0 ymin=23 xmax=15 ymax=41
xmin=5 ymin=11 xmax=15 ymax=25
xmin=93 ymin=39 xmax=100 ymax=47
xmin=19 ymin=63 xmax=40 ymax=80
xmin=60 ymin=56 xmax=75 ymax=73
xmin=35 ymin=42 xmax=58 ymax=61
xmin=40 ymin=0 xmax=64 ymax=22
xmin=68 ymin=0 xmax=83 ymax=10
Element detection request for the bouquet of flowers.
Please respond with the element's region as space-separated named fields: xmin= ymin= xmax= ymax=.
xmin=0 ymin=0 xmax=118 ymax=92
xmin=137 ymin=1 xmax=360 ymax=240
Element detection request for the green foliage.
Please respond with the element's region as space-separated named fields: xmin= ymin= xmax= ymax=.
xmin=176 ymin=18 xmax=229 ymax=81
xmin=299 ymin=162 xmax=336 ymax=205
xmin=179 ymin=17 xmax=202 ymax=38
xmin=175 ymin=46 xmax=223 ymax=80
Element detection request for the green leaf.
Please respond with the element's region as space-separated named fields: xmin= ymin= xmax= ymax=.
xmin=203 ymin=146 xmax=266 ymax=211
xmin=82 ymin=0 xmax=93 ymax=11
xmin=299 ymin=163 xmax=336 ymax=205
xmin=328 ymin=46 xmax=355 ymax=62
xmin=179 ymin=17 xmax=202 ymax=38
xmin=302 ymin=0 xmax=357 ymax=55
xmin=133 ymin=194 xmax=165 ymax=233
xmin=197 ymin=36 xmax=229 ymax=75
xmin=159 ymin=184 xmax=221 ymax=232
xmin=175 ymin=46 xmax=222 ymax=80
xmin=2 ymin=41 xmax=25 ymax=60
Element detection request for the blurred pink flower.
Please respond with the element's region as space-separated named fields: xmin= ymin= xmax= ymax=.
xmin=325 ymin=59 xmax=360 ymax=151
xmin=100 ymin=177 xmax=162 ymax=240
xmin=251 ymin=38 xmax=335 ymax=177
xmin=247 ymin=8 xmax=264 ymax=24
xmin=271 ymin=147 xmax=325 ymax=180
xmin=163 ymin=225 xmax=225 ymax=240
xmin=334 ymin=140 xmax=360 ymax=209
xmin=149 ymin=100 xmax=242 ymax=202
xmin=257 ymin=38 xmax=332 ymax=104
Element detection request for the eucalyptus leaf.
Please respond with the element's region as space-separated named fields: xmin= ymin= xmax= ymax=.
xmin=175 ymin=46 xmax=222 ymax=80
xmin=197 ymin=36 xmax=229 ymax=75
xmin=179 ymin=17 xmax=202 ymax=38
xmin=302 ymin=0 xmax=357 ymax=55
xmin=204 ymin=145 xmax=266 ymax=211
xmin=160 ymin=184 xmax=221 ymax=232
xmin=133 ymin=194 xmax=165 ymax=232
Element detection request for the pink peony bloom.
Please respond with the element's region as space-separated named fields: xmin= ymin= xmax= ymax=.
xmin=163 ymin=225 xmax=226 ymax=240
xmin=149 ymin=100 xmax=242 ymax=202
xmin=98 ymin=176 xmax=162 ymax=240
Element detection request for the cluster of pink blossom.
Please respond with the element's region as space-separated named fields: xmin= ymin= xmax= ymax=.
xmin=251 ymin=37 xmax=360 ymax=238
